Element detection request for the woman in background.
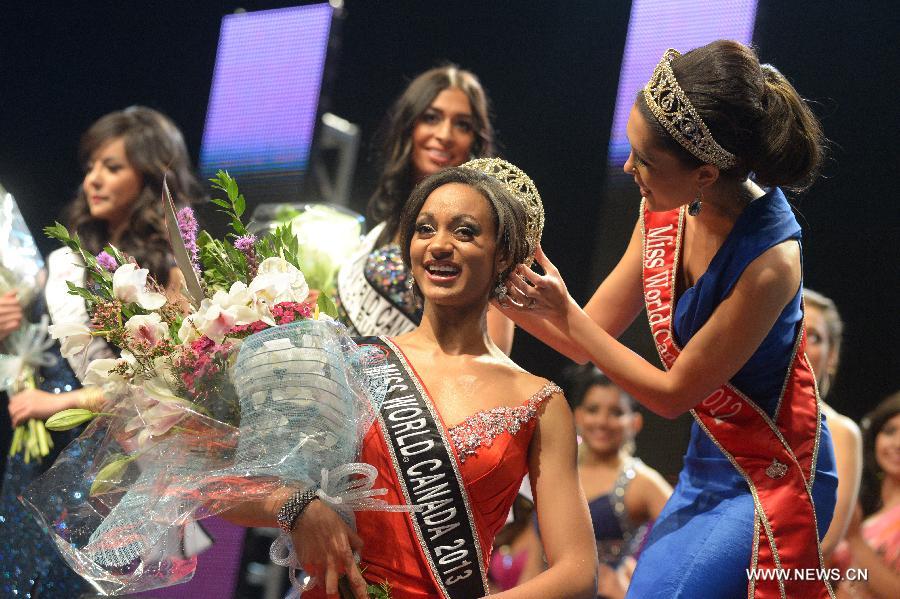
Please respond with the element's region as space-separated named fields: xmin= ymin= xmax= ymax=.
xmin=568 ymin=366 xmax=671 ymax=599
xmin=1 ymin=106 xmax=203 ymax=598
xmin=833 ymin=392 xmax=900 ymax=598
xmin=804 ymin=288 xmax=863 ymax=561
xmin=335 ymin=65 xmax=515 ymax=352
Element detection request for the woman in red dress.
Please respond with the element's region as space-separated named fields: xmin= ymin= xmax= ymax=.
xmin=228 ymin=161 xmax=598 ymax=598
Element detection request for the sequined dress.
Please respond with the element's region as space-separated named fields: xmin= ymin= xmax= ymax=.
xmin=335 ymin=223 xmax=422 ymax=337
xmin=589 ymin=457 xmax=648 ymax=568
xmin=305 ymin=373 xmax=561 ymax=599
xmin=0 ymin=299 xmax=90 ymax=598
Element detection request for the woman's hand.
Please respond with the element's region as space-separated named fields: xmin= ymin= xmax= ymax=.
xmin=291 ymin=500 xmax=368 ymax=599
xmin=0 ymin=290 xmax=24 ymax=341
xmin=501 ymin=245 xmax=577 ymax=328
xmin=8 ymin=389 xmax=73 ymax=426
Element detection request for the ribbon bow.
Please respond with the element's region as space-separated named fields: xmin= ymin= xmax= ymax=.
xmin=0 ymin=315 xmax=57 ymax=392
xmin=269 ymin=462 xmax=418 ymax=592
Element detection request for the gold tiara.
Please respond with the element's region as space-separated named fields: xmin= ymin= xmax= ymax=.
xmin=461 ymin=157 xmax=544 ymax=263
xmin=643 ymin=49 xmax=737 ymax=170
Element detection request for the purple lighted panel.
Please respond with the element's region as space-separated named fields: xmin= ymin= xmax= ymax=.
xmin=199 ymin=3 xmax=333 ymax=177
xmin=607 ymin=0 xmax=758 ymax=166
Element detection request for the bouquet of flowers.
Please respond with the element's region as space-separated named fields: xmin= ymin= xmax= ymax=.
xmin=21 ymin=172 xmax=398 ymax=596
xmin=0 ymin=182 xmax=55 ymax=463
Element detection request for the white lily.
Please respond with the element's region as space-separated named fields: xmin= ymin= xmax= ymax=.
xmin=112 ymin=263 xmax=166 ymax=310
xmin=82 ymin=353 xmax=134 ymax=396
xmin=48 ymin=322 xmax=93 ymax=359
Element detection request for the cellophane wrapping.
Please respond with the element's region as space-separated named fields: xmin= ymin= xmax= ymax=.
xmin=0 ymin=183 xmax=45 ymax=307
xmin=21 ymin=319 xmax=386 ymax=595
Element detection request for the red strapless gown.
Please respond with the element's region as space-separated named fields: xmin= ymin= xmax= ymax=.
xmin=304 ymin=381 xmax=559 ymax=599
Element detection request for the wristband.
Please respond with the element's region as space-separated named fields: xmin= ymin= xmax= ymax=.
xmin=276 ymin=487 xmax=319 ymax=534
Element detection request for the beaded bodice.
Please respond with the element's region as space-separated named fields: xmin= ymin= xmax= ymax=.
xmin=363 ymin=243 xmax=421 ymax=321
xmin=448 ymin=382 xmax=562 ymax=462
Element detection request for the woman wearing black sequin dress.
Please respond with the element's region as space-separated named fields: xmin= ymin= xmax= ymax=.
xmin=335 ymin=65 xmax=515 ymax=352
xmin=0 ymin=106 xmax=201 ymax=598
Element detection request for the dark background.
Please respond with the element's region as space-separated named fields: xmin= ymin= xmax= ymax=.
xmin=1 ymin=1 xmax=896 ymax=478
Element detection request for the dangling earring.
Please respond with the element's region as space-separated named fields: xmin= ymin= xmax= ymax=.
xmin=494 ymin=275 xmax=509 ymax=304
xmin=406 ymin=274 xmax=416 ymax=290
xmin=688 ymin=189 xmax=703 ymax=216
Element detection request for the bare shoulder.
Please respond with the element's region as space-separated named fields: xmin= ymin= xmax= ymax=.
xmin=479 ymin=353 xmax=559 ymax=405
xmin=739 ymin=239 xmax=801 ymax=300
xmin=627 ymin=460 xmax=673 ymax=520
xmin=631 ymin=460 xmax=673 ymax=494
xmin=823 ymin=405 xmax=862 ymax=444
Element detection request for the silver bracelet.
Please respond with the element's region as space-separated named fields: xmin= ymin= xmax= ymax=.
xmin=276 ymin=487 xmax=319 ymax=534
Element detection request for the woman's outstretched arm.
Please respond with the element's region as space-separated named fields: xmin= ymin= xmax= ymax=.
xmin=505 ymin=239 xmax=801 ymax=418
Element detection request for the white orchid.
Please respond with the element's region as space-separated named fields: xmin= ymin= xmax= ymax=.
xmin=112 ymin=263 xmax=166 ymax=310
xmin=124 ymin=312 xmax=169 ymax=348
xmin=249 ymin=257 xmax=309 ymax=308
xmin=48 ymin=322 xmax=93 ymax=359
xmin=187 ymin=281 xmax=266 ymax=343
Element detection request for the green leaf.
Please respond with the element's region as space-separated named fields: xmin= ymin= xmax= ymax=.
xmin=316 ymin=292 xmax=339 ymax=319
xmin=209 ymin=198 xmax=230 ymax=209
xmin=234 ymin=194 xmax=245 ymax=217
xmin=65 ymin=280 xmax=100 ymax=302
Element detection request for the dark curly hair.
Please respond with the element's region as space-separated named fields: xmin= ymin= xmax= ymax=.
xmin=64 ymin=106 xmax=203 ymax=285
xmin=369 ymin=65 xmax=494 ymax=247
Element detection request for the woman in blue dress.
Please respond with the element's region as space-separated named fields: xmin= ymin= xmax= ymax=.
xmin=1 ymin=106 xmax=202 ymax=598
xmin=500 ymin=40 xmax=837 ymax=597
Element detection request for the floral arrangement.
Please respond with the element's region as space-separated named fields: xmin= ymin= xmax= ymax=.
xmin=0 ymin=184 xmax=52 ymax=462
xmin=25 ymin=172 xmax=394 ymax=597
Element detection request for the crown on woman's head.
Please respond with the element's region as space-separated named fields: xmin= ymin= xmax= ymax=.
xmin=643 ymin=49 xmax=737 ymax=170
xmin=461 ymin=157 xmax=544 ymax=263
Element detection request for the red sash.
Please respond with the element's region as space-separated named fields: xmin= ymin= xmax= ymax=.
xmin=641 ymin=203 xmax=833 ymax=598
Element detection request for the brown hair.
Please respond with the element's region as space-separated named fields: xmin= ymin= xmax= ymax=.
xmin=637 ymin=40 xmax=824 ymax=192
xmin=65 ymin=106 xmax=203 ymax=284
xmin=398 ymin=167 xmax=528 ymax=299
xmin=859 ymin=392 xmax=900 ymax=516
xmin=369 ymin=65 xmax=494 ymax=246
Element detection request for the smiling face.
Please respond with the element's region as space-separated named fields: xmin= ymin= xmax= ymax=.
xmin=875 ymin=413 xmax=900 ymax=483
xmin=409 ymin=182 xmax=501 ymax=307
xmin=410 ymin=88 xmax=476 ymax=182
xmin=623 ymin=103 xmax=710 ymax=212
xmin=574 ymin=384 xmax=641 ymax=457
xmin=82 ymin=137 xmax=143 ymax=229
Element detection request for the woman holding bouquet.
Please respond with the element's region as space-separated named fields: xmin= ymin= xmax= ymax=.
xmin=228 ymin=161 xmax=599 ymax=598
xmin=495 ymin=40 xmax=837 ymax=597
xmin=1 ymin=106 xmax=202 ymax=598
xmin=335 ymin=66 xmax=515 ymax=354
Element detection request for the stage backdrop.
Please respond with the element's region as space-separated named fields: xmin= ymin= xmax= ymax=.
xmin=0 ymin=0 xmax=896 ymax=478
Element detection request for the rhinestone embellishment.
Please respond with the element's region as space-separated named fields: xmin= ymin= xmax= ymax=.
xmin=448 ymin=383 xmax=561 ymax=462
